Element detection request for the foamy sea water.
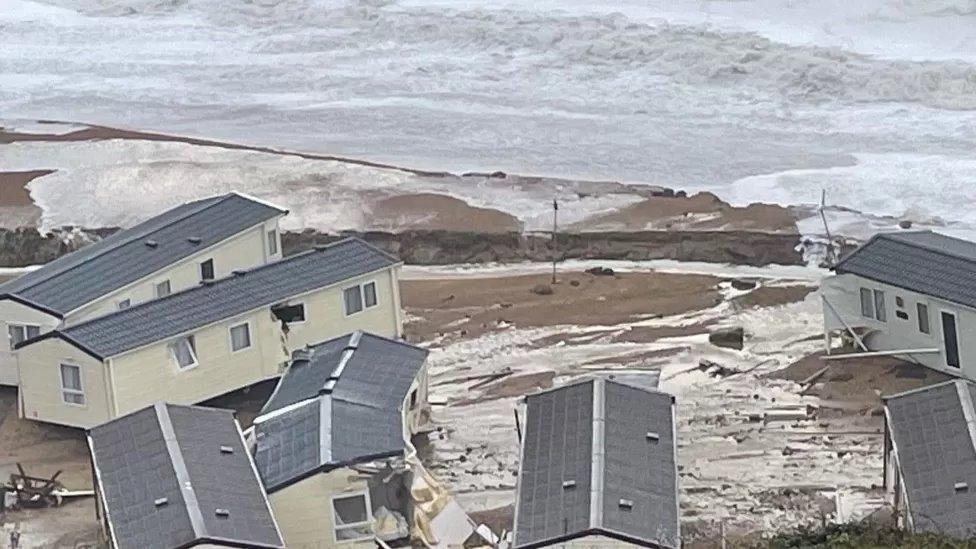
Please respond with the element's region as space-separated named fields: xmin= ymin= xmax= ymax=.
xmin=3 ymin=0 xmax=976 ymax=235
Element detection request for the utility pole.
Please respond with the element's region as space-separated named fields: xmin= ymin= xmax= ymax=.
xmin=551 ymin=198 xmax=558 ymax=284
xmin=820 ymin=189 xmax=836 ymax=267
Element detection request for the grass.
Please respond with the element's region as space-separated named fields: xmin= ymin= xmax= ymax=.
xmin=766 ymin=519 xmax=976 ymax=548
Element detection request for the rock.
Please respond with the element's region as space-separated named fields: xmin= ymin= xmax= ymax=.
xmin=569 ymin=280 xmax=581 ymax=287
xmin=530 ymin=284 xmax=553 ymax=295
xmin=899 ymin=219 xmax=913 ymax=229
xmin=585 ymin=266 xmax=615 ymax=276
xmin=730 ymin=278 xmax=758 ymax=291
xmin=675 ymin=190 xmax=688 ymax=198
xmin=709 ymin=326 xmax=745 ymax=350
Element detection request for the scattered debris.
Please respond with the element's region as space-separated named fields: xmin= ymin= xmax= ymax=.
xmin=584 ymin=266 xmax=615 ymax=276
xmin=709 ymin=326 xmax=745 ymax=350
xmin=698 ymin=359 xmax=735 ymax=377
xmin=2 ymin=465 xmax=66 ymax=509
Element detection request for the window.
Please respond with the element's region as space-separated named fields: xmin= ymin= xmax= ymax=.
xmin=267 ymin=229 xmax=278 ymax=256
xmin=344 ymin=282 xmax=378 ymax=316
xmin=271 ymin=303 xmax=305 ymax=324
xmin=200 ymin=259 xmax=215 ymax=281
xmin=363 ymin=282 xmax=377 ymax=308
xmin=895 ymin=296 xmax=904 ymax=308
xmin=860 ymin=288 xmax=874 ymax=318
xmin=331 ymin=492 xmax=372 ymax=542
xmin=873 ymin=289 xmax=886 ymax=322
xmin=918 ymin=303 xmax=930 ymax=334
xmin=8 ymin=324 xmax=40 ymax=347
xmin=155 ymin=280 xmax=171 ymax=298
xmin=344 ymin=285 xmax=363 ymax=316
xmin=943 ymin=311 xmax=961 ymax=369
xmin=170 ymin=336 xmax=198 ymax=369
xmin=230 ymin=322 xmax=251 ymax=352
xmin=117 ymin=298 xmax=131 ymax=310
xmin=60 ymin=364 xmax=85 ymax=405
xmin=409 ymin=389 xmax=418 ymax=409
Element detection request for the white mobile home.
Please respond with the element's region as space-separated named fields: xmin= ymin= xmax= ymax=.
xmin=16 ymin=238 xmax=403 ymax=428
xmin=88 ymin=402 xmax=284 ymax=549
xmin=250 ymin=331 xmax=430 ymax=547
xmin=0 ymin=192 xmax=287 ymax=386
xmin=822 ymin=231 xmax=976 ymax=379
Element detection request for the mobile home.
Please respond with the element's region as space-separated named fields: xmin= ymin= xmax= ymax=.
xmin=0 ymin=192 xmax=286 ymax=385
xmin=16 ymin=238 xmax=402 ymax=428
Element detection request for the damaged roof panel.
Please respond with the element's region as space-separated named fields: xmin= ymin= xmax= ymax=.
xmin=50 ymin=238 xmax=399 ymax=358
xmin=0 ymin=193 xmax=285 ymax=315
xmin=513 ymin=378 xmax=679 ymax=549
xmin=253 ymin=332 xmax=428 ymax=492
xmin=885 ymin=380 xmax=976 ymax=539
xmin=88 ymin=403 xmax=283 ymax=549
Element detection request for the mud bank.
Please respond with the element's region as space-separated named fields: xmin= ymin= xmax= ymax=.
xmin=0 ymin=227 xmax=803 ymax=269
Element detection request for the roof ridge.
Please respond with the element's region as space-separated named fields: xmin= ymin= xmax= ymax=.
xmin=6 ymin=194 xmax=235 ymax=295
xmin=60 ymin=238 xmax=365 ymax=334
xmin=154 ymin=402 xmax=208 ymax=539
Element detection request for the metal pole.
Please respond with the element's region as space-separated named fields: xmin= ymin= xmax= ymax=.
xmin=552 ymin=198 xmax=558 ymax=284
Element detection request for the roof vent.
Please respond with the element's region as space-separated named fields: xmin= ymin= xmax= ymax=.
xmin=154 ymin=497 xmax=169 ymax=507
xmin=188 ymin=236 xmax=202 ymax=245
xmin=618 ymin=499 xmax=634 ymax=510
xmin=215 ymin=508 xmax=230 ymax=518
xmin=646 ymin=432 xmax=660 ymax=442
xmin=219 ymin=445 xmax=234 ymax=454
xmin=145 ymin=239 xmax=158 ymax=248
xmin=956 ymin=482 xmax=969 ymax=492
xmin=562 ymin=480 xmax=576 ymax=489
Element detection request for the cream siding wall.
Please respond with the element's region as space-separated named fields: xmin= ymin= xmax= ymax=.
xmin=108 ymin=309 xmax=287 ymax=418
xmin=18 ymin=338 xmax=110 ymax=428
xmin=281 ymin=267 xmax=402 ymax=351
xmin=66 ymin=218 xmax=282 ymax=325
xmin=823 ymin=273 xmax=976 ymax=379
xmin=270 ymin=468 xmax=375 ymax=549
xmin=0 ymin=300 xmax=60 ymax=385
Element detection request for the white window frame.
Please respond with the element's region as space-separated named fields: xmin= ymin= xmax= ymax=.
xmin=330 ymin=491 xmax=373 ymax=543
xmin=155 ymin=279 xmax=172 ymax=298
xmin=8 ymin=323 xmax=40 ymax=349
xmin=117 ymin=298 xmax=131 ymax=310
xmin=267 ymin=229 xmax=279 ymax=256
xmin=917 ymin=302 xmax=931 ymax=335
xmin=343 ymin=281 xmax=378 ymax=316
xmin=59 ymin=363 xmax=86 ymax=407
xmin=229 ymin=321 xmax=253 ymax=353
xmin=170 ymin=336 xmax=199 ymax=370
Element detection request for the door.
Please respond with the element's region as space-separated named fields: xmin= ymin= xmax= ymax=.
xmin=942 ymin=311 xmax=960 ymax=369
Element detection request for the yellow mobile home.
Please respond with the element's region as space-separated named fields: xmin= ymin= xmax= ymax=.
xmin=17 ymin=238 xmax=403 ymax=428
xmin=0 ymin=192 xmax=287 ymax=386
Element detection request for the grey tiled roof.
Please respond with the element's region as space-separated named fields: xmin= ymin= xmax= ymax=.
xmin=834 ymin=231 xmax=976 ymax=309
xmin=885 ymin=380 xmax=976 ymax=538
xmin=42 ymin=238 xmax=399 ymax=358
xmin=513 ymin=378 xmax=679 ymax=549
xmin=253 ymin=332 xmax=428 ymax=492
xmin=0 ymin=193 xmax=284 ymax=315
xmin=88 ymin=403 xmax=283 ymax=549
